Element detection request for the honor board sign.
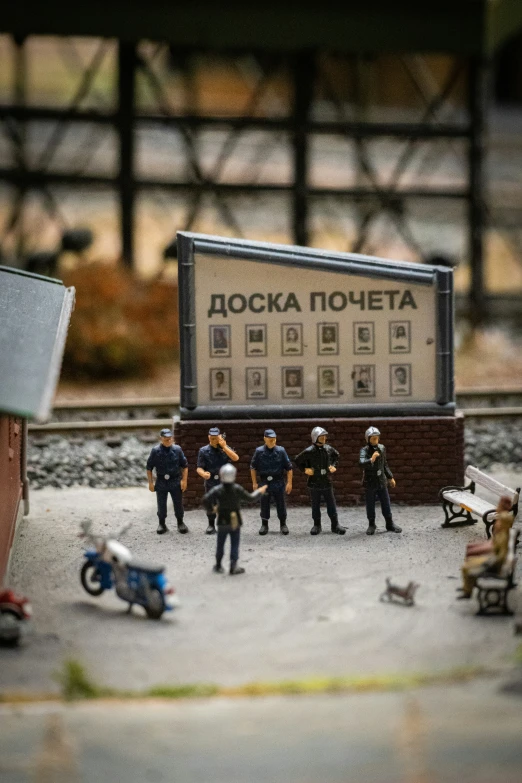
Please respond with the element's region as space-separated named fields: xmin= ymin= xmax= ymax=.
xmin=177 ymin=232 xmax=454 ymax=420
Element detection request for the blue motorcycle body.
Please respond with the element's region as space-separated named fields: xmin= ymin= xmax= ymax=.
xmin=81 ymin=549 xmax=173 ymax=619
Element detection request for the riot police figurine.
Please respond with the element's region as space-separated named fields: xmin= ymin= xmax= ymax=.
xmin=360 ymin=426 xmax=401 ymax=535
xmin=295 ymin=427 xmax=346 ymax=536
xmin=196 ymin=426 xmax=239 ymax=534
xmin=146 ymin=428 xmax=189 ymax=535
xmin=250 ymin=429 xmax=293 ymax=535
xmin=203 ymin=464 xmax=267 ymax=575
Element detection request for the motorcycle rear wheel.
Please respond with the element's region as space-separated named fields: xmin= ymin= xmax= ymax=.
xmin=81 ymin=562 xmax=105 ymax=596
xmin=145 ymin=588 xmax=165 ymax=620
xmin=0 ymin=611 xmax=22 ymax=646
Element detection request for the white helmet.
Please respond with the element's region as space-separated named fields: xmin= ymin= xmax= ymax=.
xmin=219 ymin=464 xmax=237 ymax=483
xmin=365 ymin=426 xmax=381 ymax=442
xmin=311 ymin=426 xmax=328 ymax=444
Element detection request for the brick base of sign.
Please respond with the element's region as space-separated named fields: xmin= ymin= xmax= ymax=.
xmin=174 ymin=414 xmax=465 ymax=510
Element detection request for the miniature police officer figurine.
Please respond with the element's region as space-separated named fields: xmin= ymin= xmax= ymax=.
xmin=295 ymin=427 xmax=346 ymax=535
xmin=203 ymin=464 xmax=267 ymax=575
xmin=250 ymin=429 xmax=293 ymax=535
xmin=196 ymin=426 xmax=239 ymax=534
xmin=146 ymin=428 xmax=189 ymax=535
xmin=360 ymin=426 xmax=401 ymax=535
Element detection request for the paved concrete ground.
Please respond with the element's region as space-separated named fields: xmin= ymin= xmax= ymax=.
xmin=1 ymin=470 xmax=521 ymax=694
xmin=1 ymin=679 xmax=522 ymax=783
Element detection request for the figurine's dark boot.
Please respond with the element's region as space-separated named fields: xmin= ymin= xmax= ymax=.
xmin=330 ymin=517 xmax=346 ymax=535
xmin=366 ymin=519 xmax=376 ymax=535
xmin=385 ymin=516 xmax=402 ymax=533
xmin=177 ymin=517 xmax=189 ymax=534
xmin=206 ymin=517 xmax=216 ymax=535
xmin=213 ymin=558 xmax=224 ymax=574
xmin=230 ymin=561 xmax=245 ymax=575
xmin=157 ymin=518 xmax=168 ymax=534
xmin=279 ymin=518 xmax=289 ymax=535
xmin=259 ymin=520 xmax=269 ymax=535
xmin=310 ymin=522 xmax=322 ymax=535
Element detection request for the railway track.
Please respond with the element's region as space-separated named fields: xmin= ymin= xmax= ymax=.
xmin=26 ymin=388 xmax=522 ymax=436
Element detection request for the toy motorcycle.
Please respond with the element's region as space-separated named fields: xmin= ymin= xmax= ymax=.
xmin=0 ymin=588 xmax=32 ymax=646
xmin=79 ymin=520 xmax=177 ymax=620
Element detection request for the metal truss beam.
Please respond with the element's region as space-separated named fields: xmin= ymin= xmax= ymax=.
xmin=0 ymin=169 xmax=469 ymax=199
xmin=0 ymin=39 xmax=490 ymax=321
xmin=0 ymin=106 xmax=472 ymax=138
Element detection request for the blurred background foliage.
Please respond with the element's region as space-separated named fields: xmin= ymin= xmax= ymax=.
xmin=61 ymin=263 xmax=179 ymax=379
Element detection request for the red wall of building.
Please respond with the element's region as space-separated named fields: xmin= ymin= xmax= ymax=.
xmin=0 ymin=416 xmax=23 ymax=584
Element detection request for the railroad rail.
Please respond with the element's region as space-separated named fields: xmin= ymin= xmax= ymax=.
xmin=25 ymin=388 xmax=522 ymax=436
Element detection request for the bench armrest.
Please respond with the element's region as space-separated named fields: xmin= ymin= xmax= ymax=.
xmin=438 ymin=481 xmax=475 ymax=502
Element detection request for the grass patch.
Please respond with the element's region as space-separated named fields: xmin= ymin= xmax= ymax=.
xmin=45 ymin=660 xmax=492 ymax=704
xmin=147 ymin=684 xmax=219 ymax=699
xmin=219 ymin=666 xmax=489 ymax=698
xmin=55 ymin=659 xmax=112 ymax=701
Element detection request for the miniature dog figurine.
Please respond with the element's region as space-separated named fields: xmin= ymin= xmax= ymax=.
xmin=380 ymin=578 xmax=419 ymax=606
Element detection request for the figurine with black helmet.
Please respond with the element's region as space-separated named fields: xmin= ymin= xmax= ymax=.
xmin=250 ymin=428 xmax=293 ymax=535
xmin=295 ymin=427 xmax=346 ymax=535
xmin=203 ymin=464 xmax=267 ymax=575
xmin=146 ymin=428 xmax=189 ymax=535
xmin=197 ymin=426 xmax=239 ymax=534
xmin=360 ymin=427 xmax=401 ymax=535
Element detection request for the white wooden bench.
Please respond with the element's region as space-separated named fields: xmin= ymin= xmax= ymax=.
xmin=474 ymin=527 xmax=519 ymax=615
xmin=439 ymin=466 xmax=520 ymax=538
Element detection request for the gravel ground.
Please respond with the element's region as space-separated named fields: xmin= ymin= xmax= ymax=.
xmin=2 ymin=472 xmax=521 ymax=695
xmin=27 ymin=419 xmax=522 ymax=490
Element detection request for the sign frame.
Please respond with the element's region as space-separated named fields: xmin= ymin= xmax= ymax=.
xmin=177 ymin=232 xmax=454 ymax=419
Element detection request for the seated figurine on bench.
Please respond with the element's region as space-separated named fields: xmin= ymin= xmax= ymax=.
xmin=457 ymin=496 xmax=514 ymax=600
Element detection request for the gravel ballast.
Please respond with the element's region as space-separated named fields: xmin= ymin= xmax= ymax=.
xmin=27 ymin=419 xmax=522 ymax=491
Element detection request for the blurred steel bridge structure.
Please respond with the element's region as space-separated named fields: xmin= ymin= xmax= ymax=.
xmin=1 ymin=1 xmax=522 ymax=322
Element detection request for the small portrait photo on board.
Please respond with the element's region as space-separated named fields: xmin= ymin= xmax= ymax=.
xmin=318 ymin=366 xmax=340 ymax=398
xmin=353 ymin=321 xmax=375 ymax=355
xmin=390 ymin=363 xmax=412 ymax=396
xmin=282 ymin=366 xmax=304 ymax=399
xmin=246 ymin=367 xmax=268 ymax=400
xmin=281 ymin=323 xmax=303 ymax=356
xmin=209 ymin=324 xmax=231 ymax=358
xmin=317 ymin=322 xmax=339 ymax=355
xmin=210 ymin=368 xmax=231 ymax=400
xmin=389 ymin=321 xmax=411 ymax=354
xmin=245 ymin=324 xmax=267 ymax=357
xmin=352 ymin=364 xmax=375 ymax=397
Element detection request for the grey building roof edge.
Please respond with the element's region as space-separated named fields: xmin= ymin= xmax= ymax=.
xmin=35 ymin=286 xmax=76 ymax=423
xmin=0 ymin=264 xmax=65 ymax=286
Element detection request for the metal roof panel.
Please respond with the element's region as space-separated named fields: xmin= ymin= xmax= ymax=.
xmin=0 ymin=266 xmax=75 ymax=422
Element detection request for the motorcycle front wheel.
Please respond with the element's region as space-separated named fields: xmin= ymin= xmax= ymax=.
xmin=145 ymin=588 xmax=165 ymax=620
xmin=81 ymin=561 xmax=105 ymax=596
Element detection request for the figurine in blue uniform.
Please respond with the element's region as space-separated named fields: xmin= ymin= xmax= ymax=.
xmin=360 ymin=426 xmax=401 ymax=535
xmin=146 ymin=428 xmax=189 ymax=535
xmin=203 ymin=464 xmax=267 ymax=575
xmin=295 ymin=427 xmax=346 ymax=535
xmin=250 ymin=429 xmax=293 ymax=535
xmin=197 ymin=426 xmax=239 ymax=534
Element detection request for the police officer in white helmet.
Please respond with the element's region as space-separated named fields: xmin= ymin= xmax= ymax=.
xmin=360 ymin=427 xmax=401 ymax=535
xmin=295 ymin=427 xmax=346 ymax=536
xmin=203 ymin=463 xmax=267 ymax=575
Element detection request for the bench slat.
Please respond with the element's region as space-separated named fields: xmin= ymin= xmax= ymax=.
xmin=465 ymin=466 xmax=518 ymax=501
xmin=442 ymin=490 xmax=494 ymax=516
